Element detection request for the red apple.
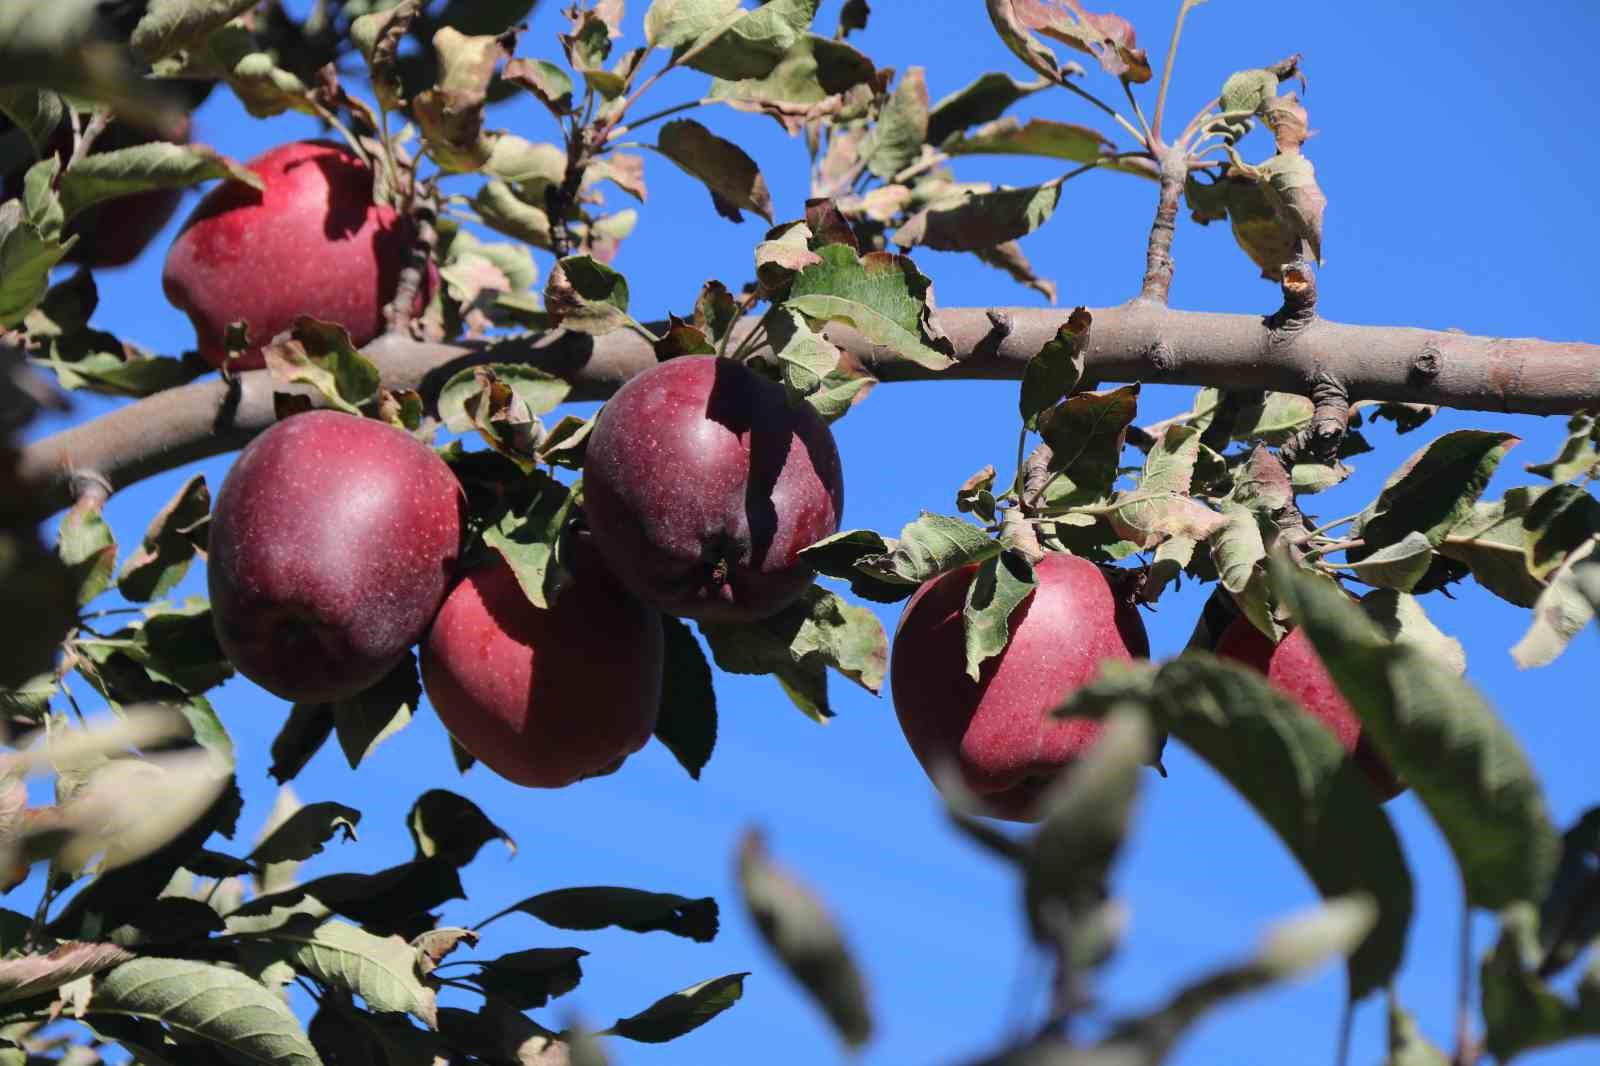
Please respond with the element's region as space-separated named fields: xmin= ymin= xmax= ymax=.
xmin=421 ymin=545 xmax=664 ymax=788
xmin=582 ymin=355 xmax=844 ymax=622
xmin=890 ymin=552 xmax=1151 ymax=822
xmin=1214 ymin=616 xmax=1404 ymax=800
xmin=208 ymin=410 xmax=463 ymax=703
xmin=2 ymin=116 xmax=192 ymax=268
xmin=162 ymin=139 xmax=429 ymax=370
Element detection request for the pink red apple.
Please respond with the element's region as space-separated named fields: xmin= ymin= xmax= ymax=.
xmin=2 ymin=116 xmax=192 ymax=269
xmin=163 ymin=139 xmax=429 ymax=370
xmin=208 ymin=410 xmax=463 ymax=702
xmin=421 ymin=545 xmax=664 ymax=788
xmin=582 ymin=355 xmax=845 ymax=622
xmin=1214 ymin=616 xmax=1404 ymax=800
xmin=890 ymin=552 xmax=1151 ymax=822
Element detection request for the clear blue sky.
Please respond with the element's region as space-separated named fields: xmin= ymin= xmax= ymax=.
xmin=21 ymin=1 xmax=1600 ymax=1063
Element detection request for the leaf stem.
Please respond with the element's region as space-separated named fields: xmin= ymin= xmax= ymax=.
xmin=1123 ymin=79 xmax=1154 ymax=148
xmin=614 ymin=98 xmax=706 ymax=137
xmin=1454 ymin=893 xmax=1475 ymax=1066
xmin=1335 ymin=994 xmax=1354 ymax=1066
xmin=1152 ymin=0 xmax=1206 ymax=143
xmin=1056 ymin=79 xmax=1146 ymax=146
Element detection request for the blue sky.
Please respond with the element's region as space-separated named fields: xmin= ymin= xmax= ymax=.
xmin=20 ymin=1 xmax=1600 ymax=1063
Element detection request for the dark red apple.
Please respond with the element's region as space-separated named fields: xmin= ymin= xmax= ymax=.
xmin=208 ymin=410 xmax=463 ymax=703
xmin=2 ymin=116 xmax=192 ymax=268
xmin=163 ymin=139 xmax=429 ymax=370
xmin=1214 ymin=616 xmax=1404 ymax=800
xmin=421 ymin=545 xmax=664 ymax=788
xmin=582 ymin=355 xmax=844 ymax=622
xmin=890 ymin=552 xmax=1151 ymax=822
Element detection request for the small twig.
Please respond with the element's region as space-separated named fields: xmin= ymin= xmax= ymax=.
xmin=1134 ymin=148 xmax=1191 ymax=304
xmin=717 ymin=291 xmax=762 ymax=358
xmin=1176 ymin=96 xmax=1221 ymax=148
xmin=68 ymin=109 xmax=111 ymax=169
xmin=1151 ymin=0 xmax=1204 ymax=143
xmin=1335 ymin=995 xmax=1354 ymax=1066
xmin=384 ymin=186 xmax=439 ymax=337
xmin=1454 ymin=893 xmax=1475 ymax=1066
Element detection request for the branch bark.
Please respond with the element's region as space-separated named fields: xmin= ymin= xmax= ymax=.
xmin=17 ymin=303 xmax=1600 ymax=521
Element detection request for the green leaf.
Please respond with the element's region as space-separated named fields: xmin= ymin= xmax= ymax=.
xmin=1523 ymin=484 xmax=1600 ymax=581
xmin=1350 ymin=430 xmax=1519 ymax=557
xmin=1019 ymin=310 xmax=1089 ymax=430
xmin=645 ymin=0 xmax=742 ymax=50
xmin=605 ymin=972 xmax=748 ymax=1042
xmin=269 ymin=704 xmax=334 ymax=784
xmin=656 ymin=617 xmax=718 ymax=780
xmin=796 ymin=528 xmax=910 ymax=602
xmin=1528 ymin=411 xmax=1600 ymax=483
xmin=895 ymin=179 xmax=1061 ymax=252
xmin=57 ymin=142 xmax=260 ymax=219
xmin=705 ymin=34 xmax=877 ymax=132
xmin=927 ymin=72 xmax=1052 ymax=144
xmin=1033 ymin=384 xmax=1140 ymax=511
xmin=764 ymin=306 xmax=840 ymax=396
xmin=1131 ymin=654 xmax=1411 ymax=998
xmin=1219 ymin=68 xmax=1278 ymax=115
xmin=407 ymin=789 xmax=514 ymax=867
xmin=1107 ymin=426 xmax=1226 ymax=549
xmin=865 ymin=67 xmax=928 ymax=179
xmin=467 ymin=947 xmax=586 ymax=1011
xmin=481 ymin=887 xmax=719 ymax=942
xmin=0 ymin=88 xmax=64 ymax=159
xmin=89 ymin=957 xmax=319 ymax=1066
xmin=699 ymin=586 xmax=887 ymax=722
xmin=481 ymin=471 xmax=576 ymax=609
xmin=1258 ymin=151 xmax=1327 ymax=262
xmin=1344 ymin=531 xmax=1436 ymax=592
xmin=681 ymin=0 xmax=817 ymax=81
xmin=331 ymin=653 xmax=422 ymax=769
xmin=1272 ymin=557 xmax=1558 ymax=910
xmin=1438 ymin=487 xmax=1549 ymax=607
xmin=502 ymin=57 xmax=576 ymax=116
xmin=545 ymin=255 xmax=631 ymax=335
xmin=944 ymin=116 xmax=1114 ymax=163
xmin=472 ymin=181 xmax=552 ymax=247
xmin=1480 ymin=903 xmax=1600 ymax=1061
xmin=1511 ymin=541 xmax=1598 ymax=669
xmin=1359 ymin=591 xmax=1466 ymax=675
xmin=962 ymin=551 xmax=1037 ymax=682
xmin=0 ymin=197 xmax=70 ymax=328
xmin=656 ymin=118 xmax=773 ymax=223
xmin=131 ymin=0 xmax=260 ymax=61
xmin=1025 ymin=709 xmax=1150 ymax=953
xmin=57 ymin=490 xmax=116 ymax=605
xmin=738 ymin=829 xmax=871 ymax=1047
xmin=249 ymin=918 xmax=437 ymax=1027
xmin=261 ymin=319 xmax=381 ymax=414
xmin=248 ymin=803 xmax=360 ymax=866
xmin=1090 ymin=898 xmax=1375 ymax=1064
xmin=1386 ymin=996 xmax=1449 ymax=1065
xmin=116 ymin=474 xmax=209 ymax=602
xmin=1537 ymin=807 xmax=1600 ymax=976
xmin=437 ymin=364 xmax=570 ymax=432
xmin=856 ymin=513 xmax=997 ymax=585
xmin=227 ymin=859 xmax=465 ymax=938
xmin=786 ymin=244 xmax=953 ymax=371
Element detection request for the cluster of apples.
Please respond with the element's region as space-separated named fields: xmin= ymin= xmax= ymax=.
xmin=122 ymin=132 xmax=1385 ymax=810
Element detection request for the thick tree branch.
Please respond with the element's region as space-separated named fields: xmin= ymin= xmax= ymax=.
xmin=17 ymin=305 xmax=1600 ymax=521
